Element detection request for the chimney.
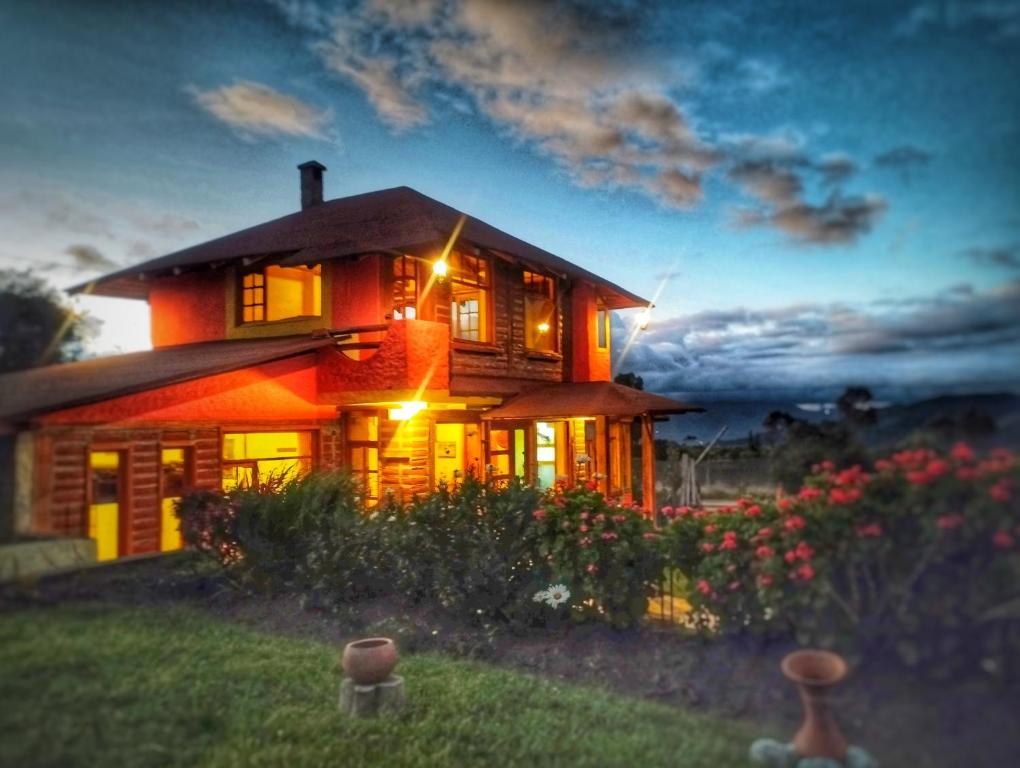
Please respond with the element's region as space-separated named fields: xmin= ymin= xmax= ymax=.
xmin=298 ymin=160 xmax=327 ymax=210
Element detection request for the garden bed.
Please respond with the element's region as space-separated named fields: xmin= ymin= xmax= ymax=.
xmin=4 ymin=553 xmax=1018 ymax=767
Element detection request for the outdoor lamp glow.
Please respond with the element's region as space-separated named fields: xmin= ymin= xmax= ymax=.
xmin=537 ymin=321 xmax=550 ymax=334
xmin=389 ymin=401 xmax=427 ymax=420
xmin=432 ymin=258 xmax=448 ymax=278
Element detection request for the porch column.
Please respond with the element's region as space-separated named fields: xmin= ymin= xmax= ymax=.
xmin=641 ymin=414 xmax=656 ymax=516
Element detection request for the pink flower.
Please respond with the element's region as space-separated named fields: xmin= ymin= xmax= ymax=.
xmin=925 ymin=459 xmax=951 ymax=479
xmin=579 ymin=512 xmax=590 ymax=520
xmin=756 ymin=527 xmax=774 ymax=539
xmin=697 ymin=579 xmax=712 ymax=596
xmin=612 ymin=514 xmax=627 ymax=524
xmin=797 ymin=487 xmax=822 ymax=502
xmin=906 ymin=470 xmax=932 ymax=485
xmin=728 ymin=581 xmax=741 ymax=592
xmin=720 ymin=534 xmax=739 ymax=551
xmin=784 ymin=550 xmax=798 ymax=564
xmin=660 ymin=505 xmax=674 ymax=518
xmin=702 ymin=542 xmax=716 ymax=553
xmin=642 ymin=532 xmax=660 ymax=541
xmin=579 ymin=536 xmax=593 ymax=547
xmin=600 ymin=532 xmax=618 ymax=542
xmin=794 ymin=541 xmax=814 ymax=560
xmin=704 ymin=524 xmax=717 ymax=534
xmin=874 ymin=459 xmax=894 ymax=472
xmin=594 ymin=513 xmax=606 ymax=523
xmin=856 ymin=523 xmax=882 ymax=538
xmin=745 ymin=504 xmax=762 ymax=517
xmin=796 ymin=563 xmax=815 ymax=581
xmin=532 ymin=509 xmax=546 ymax=520
xmin=992 ymin=530 xmax=1015 ymax=550
xmin=784 ymin=515 xmax=806 ymax=531
xmin=757 ymin=574 xmax=774 ymax=588
xmin=586 ymin=563 xmax=599 ymax=574
xmin=936 ymin=513 xmax=965 ymax=531
xmin=778 ymin=498 xmax=795 ymax=512
xmin=956 ymin=467 xmax=979 ymax=481
xmin=736 ymin=498 xmax=751 ymax=509
xmin=579 ymin=524 xmax=589 ymax=533
xmin=755 ymin=545 xmax=774 ymax=559
xmin=990 ymin=480 xmax=1013 ymax=503
xmin=950 ymin=442 xmax=976 ymax=463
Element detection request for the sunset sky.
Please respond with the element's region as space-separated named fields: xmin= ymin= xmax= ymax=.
xmin=1 ymin=0 xmax=1018 ymax=401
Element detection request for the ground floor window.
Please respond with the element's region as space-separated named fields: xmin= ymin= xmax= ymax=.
xmin=160 ymin=447 xmax=191 ymax=551
xmin=89 ymin=449 xmax=124 ymax=562
xmin=346 ymin=412 xmax=379 ymax=505
xmin=221 ymin=431 xmax=313 ymax=490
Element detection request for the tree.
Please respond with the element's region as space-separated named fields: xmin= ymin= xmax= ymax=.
xmin=0 ymin=270 xmax=97 ymax=373
xmin=614 ymin=371 xmax=644 ymax=390
xmin=837 ymin=386 xmax=878 ymax=427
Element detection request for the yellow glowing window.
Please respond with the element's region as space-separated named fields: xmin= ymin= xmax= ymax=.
xmin=597 ymin=305 xmax=609 ymax=349
xmin=523 ymin=271 xmax=557 ymax=352
xmin=449 ymin=252 xmax=491 ymax=342
xmin=346 ymin=412 xmax=379 ymax=504
xmin=89 ymin=450 xmax=122 ymax=561
xmin=160 ymin=447 xmax=189 ymax=552
xmin=221 ymin=431 xmax=313 ymax=489
xmin=392 ymin=255 xmax=417 ymax=320
xmin=240 ymin=264 xmax=322 ymax=324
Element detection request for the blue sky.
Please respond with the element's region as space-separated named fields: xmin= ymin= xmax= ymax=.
xmin=1 ymin=0 xmax=1018 ymax=402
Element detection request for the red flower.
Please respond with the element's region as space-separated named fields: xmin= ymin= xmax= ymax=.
xmin=532 ymin=509 xmax=546 ymax=520
xmin=990 ymin=480 xmax=1013 ymax=503
xmin=756 ymin=527 xmax=774 ymax=538
xmin=992 ymin=530 xmax=1015 ymax=550
xmin=745 ymin=504 xmax=762 ymax=517
xmin=874 ymin=459 xmax=894 ymax=472
xmin=755 ymin=545 xmax=774 ymax=559
xmin=579 ymin=524 xmax=589 ymax=533
xmin=950 ymin=442 xmax=976 ymax=463
xmin=925 ymin=459 xmax=951 ymax=479
xmin=720 ymin=532 xmax=739 ymax=551
xmin=794 ymin=540 xmax=815 ymax=560
xmin=778 ymin=498 xmax=795 ymax=512
xmin=796 ymin=563 xmax=816 ymax=581
xmin=612 ymin=514 xmax=627 ymax=524
xmin=956 ymin=467 xmax=979 ymax=481
xmin=784 ymin=550 xmax=798 ymax=564
xmin=642 ymin=532 xmax=660 ymax=541
xmin=856 ymin=523 xmax=882 ymax=538
xmin=600 ymin=532 xmax=618 ymax=542
xmin=935 ymin=513 xmax=965 ymax=531
xmin=797 ymin=486 xmax=822 ymax=501
xmin=579 ymin=512 xmax=590 ymax=520
xmin=821 ymin=460 xmax=835 ymax=471
xmin=784 ymin=515 xmax=806 ymax=531
xmin=704 ymin=524 xmax=717 ymax=534
xmin=594 ymin=513 xmax=606 ymax=523
xmin=906 ymin=470 xmax=932 ymax=485
xmin=757 ymin=574 xmax=774 ymax=588
xmin=696 ymin=579 xmax=712 ymax=596
xmin=660 ymin=505 xmax=674 ymax=518
xmin=702 ymin=542 xmax=716 ymax=553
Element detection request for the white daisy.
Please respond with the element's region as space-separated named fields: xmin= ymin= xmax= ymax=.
xmin=533 ymin=589 xmax=550 ymax=603
xmin=544 ymin=584 xmax=570 ymax=607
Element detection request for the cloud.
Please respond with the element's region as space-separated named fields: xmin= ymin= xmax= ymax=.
xmin=619 ymin=280 xmax=1020 ymax=400
xmin=874 ymin=145 xmax=932 ymax=180
xmin=816 ymin=153 xmax=857 ymax=187
xmin=962 ymin=243 xmax=1020 ymax=269
xmin=742 ymin=193 xmax=888 ymax=245
xmin=64 ymin=244 xmax=119 ymax=272
xmin=189 ymin=80 xmax=333 ymax=139
xmin=897 ymin=2 xmax=1020 ymax=41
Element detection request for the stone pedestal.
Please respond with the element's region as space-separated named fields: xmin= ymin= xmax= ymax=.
xmin=749 ymin=739 xmax=878 ymax=768
xmin=338 ymin=675 xmax=405 ymax=717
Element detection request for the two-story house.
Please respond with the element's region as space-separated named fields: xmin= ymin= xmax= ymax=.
xmin=0 ymin=162 xmax=699 ymax=562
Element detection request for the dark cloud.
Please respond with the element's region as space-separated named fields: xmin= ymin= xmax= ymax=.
xmin=897 ymin=2 xmax=1020 ymax=41
xmin=962 ymin=243 xmax=1020 ymax=269
xmin=617 ymin=280 xmax=1020 ymax=399
xmin=64 ymin=244 xmax=119 ymax=272
xmin=737 ymin=193 xmax=887 ymax=245
xmin=874 ymin=145 xmax=932 ymax=180
xmin=816 ymin=153 xmax=856 ymax=187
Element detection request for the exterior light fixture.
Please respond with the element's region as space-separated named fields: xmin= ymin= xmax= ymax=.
xmin=389 ymin=401 xmax=427 ymax=420
xmin=637 ymin=307 xmax=651 ymax=330
xmin=432 ymin=259 xmax=448 ymax=279
xmin=537 ymin=321 xmax=550 ymax=334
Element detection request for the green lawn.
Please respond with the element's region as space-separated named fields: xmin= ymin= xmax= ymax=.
xmin=0 ymin=604 xmax=754 ymax=767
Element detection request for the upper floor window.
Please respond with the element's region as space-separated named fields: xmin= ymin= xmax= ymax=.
xmin=392 ymin=255 xmax=417 ymax=320
xmin=449 ymin=251 xmax=491 ymax=342
xmin=240 ymin=264 xmax=322 ymax=324
xmin=597 ymin=305 xmax=609 ymax=350
xmin=523 ymin=271 xmax=557 ymax=352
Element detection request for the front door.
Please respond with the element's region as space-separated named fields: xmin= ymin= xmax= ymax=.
xmin=160 ymin=447 xmax=190 ymax=551
xmin=487 ymin=424 xmax=528 ymax=485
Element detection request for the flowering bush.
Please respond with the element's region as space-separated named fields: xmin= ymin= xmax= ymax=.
xmin=530 ymin=482 xmax=663 ymax=628
xmin=661 ymin=444 xmax=1020 ymax=673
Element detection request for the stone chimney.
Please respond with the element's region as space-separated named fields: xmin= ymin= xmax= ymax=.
xmin=298 ymin=160 xmax=327 ymax=210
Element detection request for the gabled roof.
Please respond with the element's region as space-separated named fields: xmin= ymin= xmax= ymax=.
xmin=69 ymin=186 xmax=647 ymax=309
xmin=481 ymin=381 xmax=703 ymax=420
xmin=0 ymin=335 xmax=333 ymax=426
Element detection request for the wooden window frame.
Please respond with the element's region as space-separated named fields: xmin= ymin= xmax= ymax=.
xmin=220 ymin=430 xmax=316 ymax=489
xmin=449 ymin=251 xmax=493 ymax=343
xmin=523 ymin=270 xmax=558 ymax=353
xmin=344 ymin=412 xmax=381 ymax=505
xmin=85 ymin=444 xmax=132 ymax=558
xmin=596 ymin=304 xmax=610 ymax=350
xmin=238 ymin=264 xmax=322 ymax=326
xmin=391 ymin=254 xmax=419 ymax=320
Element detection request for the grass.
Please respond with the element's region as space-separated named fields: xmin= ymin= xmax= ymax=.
xmin=0 ymin=604 xmax=755 ymax=768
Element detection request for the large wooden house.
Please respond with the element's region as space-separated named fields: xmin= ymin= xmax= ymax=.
xmin=0 ymin=162 xmax=699 ymax=562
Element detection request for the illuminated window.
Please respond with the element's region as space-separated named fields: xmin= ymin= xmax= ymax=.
xmin=523 ymin=271 xmax=557 ymax=352
xmin=597 ymin=305 xmax=609 ymax=350
xmin=221 ymin=431 xmax=313 ymax=489
xmin=160 ymin=447 xmax=191 ymax=552
xmin=392 ymin=255 xmax=417 ymax=320
xmin=89 ymin=450 xmax=123 ymax=561
xmin=449 ymin=251 xmax=491 ymax=342
xmin=239 ymin=264 xmax=322 ymax=324
xmin=346 ymin=412 xmax=379 ymax=505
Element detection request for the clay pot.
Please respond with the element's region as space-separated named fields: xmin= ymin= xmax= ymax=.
xmin=342 ymin=638 xmax=398 ymax=685
xmin=781 ymin=649 xmax=848 ymax=760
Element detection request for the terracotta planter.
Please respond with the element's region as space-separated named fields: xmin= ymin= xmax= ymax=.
xmin=342 ymin=638 xmax=398 ymax=685
xmin=781 ymin=649 xmax=848 ymax=760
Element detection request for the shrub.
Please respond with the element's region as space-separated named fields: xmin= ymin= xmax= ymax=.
xmin=662 ymin=444 xmax=1020 ymax=674
xmin=531 ymin=483 xmax=663 ymax=628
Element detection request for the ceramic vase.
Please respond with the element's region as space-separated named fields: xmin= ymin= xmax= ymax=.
xmin=341 ymin=638 xmax=398 ymax=685
xmin=781 ymin=649 xmax=849 ymax=760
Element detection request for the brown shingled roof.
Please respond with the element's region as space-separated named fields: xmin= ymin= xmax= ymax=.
xmin=70 ymin=186 xmax=648 ymax=310
xmin=481 ymin=381 xmax=702 ymax=420
xmin=0 ymin=335 xmax=334 ymax=426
